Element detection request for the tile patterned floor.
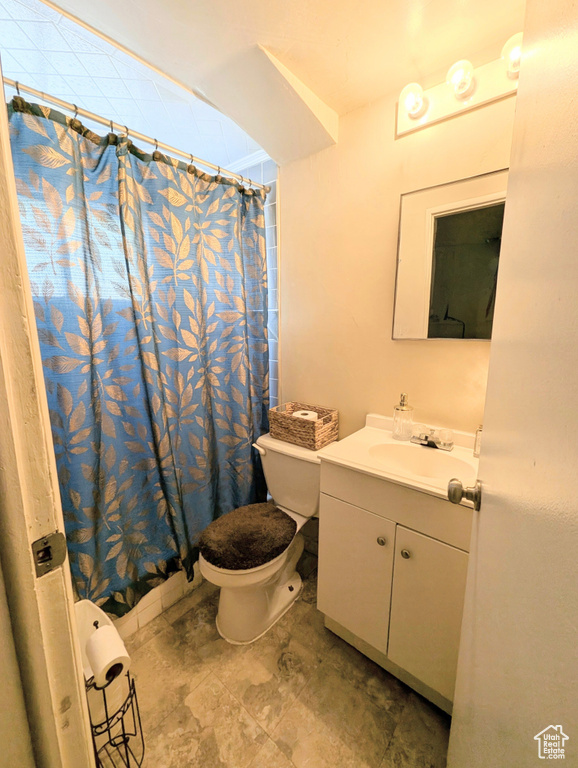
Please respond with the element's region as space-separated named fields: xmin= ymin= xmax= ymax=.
xmin=125 ymin=554 xmax=451 ymax=768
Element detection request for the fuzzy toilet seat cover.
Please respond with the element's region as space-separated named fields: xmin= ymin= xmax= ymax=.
xmin=199 ymin=501 xmax=297 ymax=570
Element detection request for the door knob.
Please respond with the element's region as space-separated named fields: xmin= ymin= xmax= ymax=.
xmin=448 ymin=478 xmax=482 ymax=511
xmin=401 ymin=549 xmax=411 ymax=559
xmin=376 ymin=536 xmax=387 ymax=546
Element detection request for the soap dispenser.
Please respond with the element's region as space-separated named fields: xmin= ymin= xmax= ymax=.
xmin=393 ymin=393 xmax=413 ymax=441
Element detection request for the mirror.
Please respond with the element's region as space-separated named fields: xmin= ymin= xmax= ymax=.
xmin=392 ymin=169 xmax=508 ymax=340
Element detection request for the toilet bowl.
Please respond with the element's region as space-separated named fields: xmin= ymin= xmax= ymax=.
xmin=198 ymin=434 xmax=321 ymax=644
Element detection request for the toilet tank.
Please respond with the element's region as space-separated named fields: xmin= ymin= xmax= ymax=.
xmin=255 ymin=433 xmax=321 ymax=518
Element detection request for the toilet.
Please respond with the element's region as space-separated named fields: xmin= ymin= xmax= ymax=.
xmin=198 ymin=433 xmax=321 ymax=644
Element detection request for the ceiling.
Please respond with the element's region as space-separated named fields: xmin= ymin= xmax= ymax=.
xmin=0 ymin=0 xmax=527 ymax=167
xmin=46 ymin=0 xmax=526 ymax=116
xmin=0 ymin=0 xmax=264 ymax=170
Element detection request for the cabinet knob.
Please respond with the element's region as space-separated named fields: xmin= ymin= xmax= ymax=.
xmin=401 ymin=549 xmax=411 ymax=559
xmin=376 ymin=536 xmax=387 ymax=546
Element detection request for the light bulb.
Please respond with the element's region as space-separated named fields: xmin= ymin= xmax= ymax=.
xmin=399 ymin=82 xmax=428 ymax=119
xmin=502 ymin=33 xmax=523 ymax=79
xmin=446 ymin=60 xmax=475 ymax=99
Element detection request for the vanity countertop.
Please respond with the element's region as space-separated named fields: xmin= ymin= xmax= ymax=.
xmin=319 ymin=414 xmax=478 ymax=502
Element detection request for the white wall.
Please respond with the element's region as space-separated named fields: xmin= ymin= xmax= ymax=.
xmin=448 ymin=0 xmax=578 ymax=764
xmin=279 ymin=88 xmax=516 ymax=436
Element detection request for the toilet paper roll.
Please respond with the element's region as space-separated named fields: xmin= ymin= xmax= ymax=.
xmin=293 ymin=410 xmax=318 ymax=421
xmin=85 ymin=624 xmax=130 ymax=689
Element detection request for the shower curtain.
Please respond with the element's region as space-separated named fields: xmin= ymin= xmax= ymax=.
xmin=8 ymin=97 xmax=269 ymax=616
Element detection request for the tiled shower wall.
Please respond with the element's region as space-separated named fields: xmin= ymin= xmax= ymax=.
xmin=113 ymin=566 xmax=202 ymax=640
xmin=239 ymin=158 xmax=279 ymax=407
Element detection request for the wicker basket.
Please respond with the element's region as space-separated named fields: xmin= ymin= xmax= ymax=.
xmin=269 ymin=402 xmax=339 ymax=450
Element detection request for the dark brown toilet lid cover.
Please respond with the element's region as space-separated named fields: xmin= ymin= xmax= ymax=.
xmin=199 ymin=501 xmax=297 ymax=570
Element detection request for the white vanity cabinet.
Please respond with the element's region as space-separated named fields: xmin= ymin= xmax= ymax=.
xmin=317 ymin=459 xmax=473 ymax=713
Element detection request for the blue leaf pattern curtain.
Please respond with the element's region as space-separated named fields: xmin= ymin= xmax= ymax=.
xmin=8 ymin=97 xmax=269 ymax=616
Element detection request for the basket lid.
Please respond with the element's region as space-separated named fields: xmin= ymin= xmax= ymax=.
xmin=256 ymin=433 xmax=322 ymax=464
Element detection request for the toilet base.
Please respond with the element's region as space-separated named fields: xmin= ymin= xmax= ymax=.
xmin=215 ymin=534 xmax=305 ymax=644
xmin=216 ymin=571 xmax=302 ymax=645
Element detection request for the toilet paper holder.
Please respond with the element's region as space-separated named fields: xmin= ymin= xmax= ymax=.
xmin=75 ymin=601 xmax=144 ymax=767
xmin=85 ymin=670 xmax=144 ymax=767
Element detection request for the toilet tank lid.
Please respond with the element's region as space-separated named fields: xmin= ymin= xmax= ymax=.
xmin=256 ymin=433 xmax=322 ymax=464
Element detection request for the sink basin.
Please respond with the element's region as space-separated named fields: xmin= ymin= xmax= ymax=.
xmin=318 ymin=416 xmax=479 ymax=500
xmin=368 ymin=443 xmax=476 ymax=484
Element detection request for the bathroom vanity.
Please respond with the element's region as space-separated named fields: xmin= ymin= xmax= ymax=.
xmin=317 ymin=414 xmax=478 ymax=713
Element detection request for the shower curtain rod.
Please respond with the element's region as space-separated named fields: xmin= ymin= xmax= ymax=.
xmin=3 ymin=77 xmax=270 ymax=192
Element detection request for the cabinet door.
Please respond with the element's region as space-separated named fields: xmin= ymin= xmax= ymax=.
xmin=317 ymin=494 xmax=396 ymax=654
xmin=387 ymin=527 xmax=468 ymax=701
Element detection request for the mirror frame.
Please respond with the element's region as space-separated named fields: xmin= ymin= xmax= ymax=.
xmin=392 ymin=168 xmax=509 ymax=340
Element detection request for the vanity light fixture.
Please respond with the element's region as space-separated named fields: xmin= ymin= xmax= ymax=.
xmin=446 ymin=59 xmax=475 ymax=99
xmin=501 ymin=33 xmax=523 ymax=79
xmin=396 ymin=32 xmax=523 ymax=137
xmin=399 ymin=82 xmax=428 ymax=119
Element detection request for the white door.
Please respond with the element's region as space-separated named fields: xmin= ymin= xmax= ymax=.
xmin=388 ymin=528 xmax=468 ymax=702
xmin=0 ymin=560 xmax=35 ymax=768
xmin=448 ymin=2 xmax=578 ymax=765
xmin=0 ymin=63 xmax=95 ymax=767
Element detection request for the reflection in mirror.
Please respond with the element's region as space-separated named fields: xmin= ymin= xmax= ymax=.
xmin=429 ymin=202 xmax=505 ymax=339
xmin=392 ymin=169 xmax=508 ymax=340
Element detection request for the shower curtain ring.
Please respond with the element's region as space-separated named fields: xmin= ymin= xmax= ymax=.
xmin=73 ymin=104 xmax=78 ymax=119
xmin=109 ymin=119 xmax=114 ymax=133
xmin=15 ymin=81 xmax=20 ymax=96
xmin=124 ymin=125 xmax=130 ymax=138
xmin=190 ymin=154 xmax=195 ymax=164
xmin=154 ymin=138 xmax=159 ymax=152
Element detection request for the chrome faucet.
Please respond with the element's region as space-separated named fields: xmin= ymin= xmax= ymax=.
xmin=410 ymin=427 xmax=454 ymax=451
